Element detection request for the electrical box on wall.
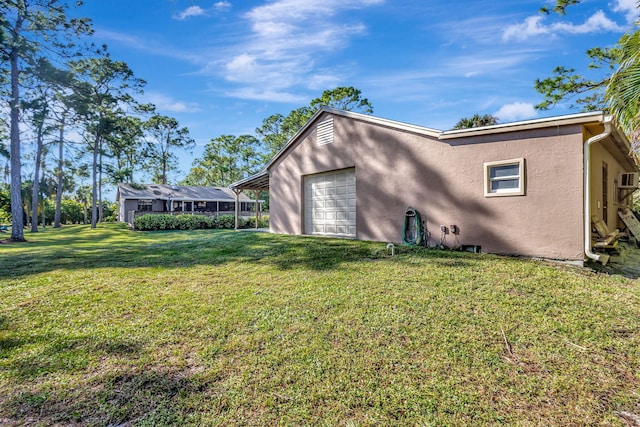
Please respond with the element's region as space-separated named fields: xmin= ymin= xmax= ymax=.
xmin=618 ymin=172 xmax=639 ymax=189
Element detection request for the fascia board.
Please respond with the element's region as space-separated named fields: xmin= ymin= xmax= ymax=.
xmin=439 ymin=111 xmax=606 ymax=140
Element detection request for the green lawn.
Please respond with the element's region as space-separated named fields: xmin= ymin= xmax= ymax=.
xmin=1 ymin=224 xmax=639 ymax=426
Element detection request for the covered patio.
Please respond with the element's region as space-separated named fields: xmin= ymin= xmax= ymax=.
xmin=229 ymin=171 xmax=270 ymax=230
xmin=117 ymin=184 xmax=263 ymax=225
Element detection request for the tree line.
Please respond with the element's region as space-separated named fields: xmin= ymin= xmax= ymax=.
xmin=1 ymin=1 xmax=195 ymax=241
xmin=0 ymin=2 xmax=377 ymax=241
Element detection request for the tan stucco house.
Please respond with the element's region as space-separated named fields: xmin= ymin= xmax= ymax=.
xmin=231 ymin=107 xmax=639 ymax=265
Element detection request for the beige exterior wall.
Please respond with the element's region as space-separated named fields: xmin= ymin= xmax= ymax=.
xmin=268 ymin=112 xmax=626 ymax=261
xmin=590 ymin=141 xmax=635 ymax=230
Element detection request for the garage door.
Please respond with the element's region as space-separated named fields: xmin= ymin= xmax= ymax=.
xmin=304 ymin=169 xmax=356 ymax=237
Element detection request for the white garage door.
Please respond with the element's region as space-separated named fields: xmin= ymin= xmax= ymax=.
xmin=304 ymin=169 xmax=356 ymax=237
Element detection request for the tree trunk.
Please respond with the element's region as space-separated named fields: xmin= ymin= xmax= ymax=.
xmin=98 ymin=149 xmax=103 ymax=222
xmin=9 ymin=40 xmax=25 ymax=241
xmin=162 ymin=151 xmax=167 ymax=184
xmin=40 ymin=158 xmax=46 ymax=228
xmin=41 ymin=197 xmax=45 ymax=227
xmin=91 ymin=134 xmax=99 ymax=228
xmin=54 ymin=117 xmax=64 ymax=228
xmin=128 ymin=150 xmax=135 ymax=183
xmin=31 ymin=124 xmax=44 ymax=232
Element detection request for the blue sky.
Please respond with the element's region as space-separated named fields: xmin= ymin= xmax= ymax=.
xmin=75 ymin=0 xmax=638 ymax=183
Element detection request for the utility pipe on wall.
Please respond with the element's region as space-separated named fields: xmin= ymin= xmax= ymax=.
xmin=584 ymin=118 xmax=612 ymax=264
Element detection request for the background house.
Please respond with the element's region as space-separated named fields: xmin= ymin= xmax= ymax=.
xmin=231 ymin=107 xmax=639 ymax=264
xmin=117 ymin=184 xmax=262 ymax=225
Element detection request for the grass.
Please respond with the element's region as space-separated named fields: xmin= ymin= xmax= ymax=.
xmin=0 ymin=223 xmax=639 ymax=426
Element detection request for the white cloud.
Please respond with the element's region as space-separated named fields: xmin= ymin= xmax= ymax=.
xmin=245 ymin=0 xmax=383 ymax=23
xmin=502 ymin=16 xmax=548 ymax=41
xmin=251 ymin=21 xmax=295 ymax=38
xmin=224 ymin=88 xmax=307 ymax=103
xmin=612 ymin=0 xmax=640 ymax=23
xmin=173 ymin=2 xmax=232 ymax=20
xmin=503 ymin=10 xmax=623 ymax=41
xmin=494 ymin=102 xmax=537 ymax=122
xmin=553 ymin=10 xmax=622 ymax=33
xmin=95 ymin=29 xmax=203 ymax=63
xmin=218 ymin=0 xmax=383 ymax=101
xmin=214 ymin=1 xmax=232 ymax=12
xmin=144 ymin=92 xmax=201 ymax=113
xmin=174 ymin=5 xmax=207 ymax=21
xmin=223 ymin=52 xmax=313 ymax=90
xmin=306 ymin=72 xmax=342 ymax=90
xmin=225 ymin=53 xmax=258 ymax=80
xmin=445 ymin=50 xmax=541 ymax=77
xmin=443 ymin=15 xmax=522 ymax=45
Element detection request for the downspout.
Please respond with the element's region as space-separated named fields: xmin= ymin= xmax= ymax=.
xmin=584 ymin=119 xmax=612 ymax=263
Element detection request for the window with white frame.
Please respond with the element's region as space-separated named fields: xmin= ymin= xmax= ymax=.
xmin=484 ymin=158 xmax=525 ymax=197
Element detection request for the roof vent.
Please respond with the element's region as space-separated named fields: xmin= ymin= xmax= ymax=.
xmin=316 ymin=118 xmax=334 ymax=146
xmin=171 ymin=185 xmax=180 ymax=191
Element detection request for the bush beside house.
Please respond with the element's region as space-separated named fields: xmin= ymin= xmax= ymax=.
xmin=134 ymin=214 xmax=269 ymax=231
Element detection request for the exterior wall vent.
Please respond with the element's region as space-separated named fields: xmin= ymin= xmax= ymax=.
xmin=316 ymin=118 xmax=334 ymax=146
xmin=618 ymin=172 xmax=639 ymax=189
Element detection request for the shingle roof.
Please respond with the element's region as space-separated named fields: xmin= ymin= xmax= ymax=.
xmin=117 ymin=184 xmax=253 ymax=201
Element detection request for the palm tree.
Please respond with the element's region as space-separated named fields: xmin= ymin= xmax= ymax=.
xmin=452 ymin=114 xmax=498 ymax=130
xmin=606 ymin=20 xmax=640 ymax=161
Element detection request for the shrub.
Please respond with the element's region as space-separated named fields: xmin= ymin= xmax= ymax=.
xmin=215 ymin=215 xmax=237 ymax=229
xmin=133 ymin=214 xmax=262 ymax=231
xmin=175 ymin=215 xmax=194 ymax=230
xmin=0 ymin=184 xmax=10 ymax=224
xmin=135 ymin=214 xmax=177 ymax=231
xmin=239 ymin=214 xmax=269 ymax=229
xmin=60 ymin=199 xmax=84 ymax=224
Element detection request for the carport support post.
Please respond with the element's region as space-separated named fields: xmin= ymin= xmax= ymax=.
xmin=233 ymin=188 xmax=242 ymax=230
xmin=255 ymin=191 xmax=259 ymax=229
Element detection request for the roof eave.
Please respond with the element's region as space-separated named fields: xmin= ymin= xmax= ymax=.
xmin=263 ymin=106 xmax=441 ymax=171
xmin=605 ymin=115 xmax=640 ymax=172
xmin=439 ymin=111 xmax=606 ymax=140
xmin=229 ymin=170 xmax=270 ymax=190
xmin=231 ymin=109 xmax=637 ymax=191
